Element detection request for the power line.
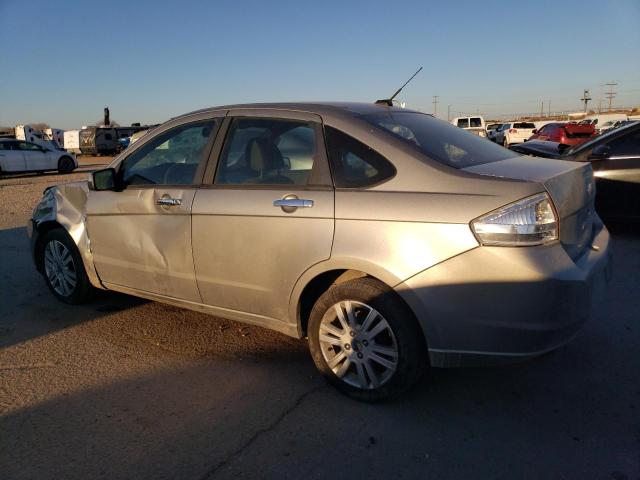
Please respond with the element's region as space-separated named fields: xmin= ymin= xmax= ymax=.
xmin=604 ymin=82 xmax=618 ymax=112
xmin=580 ymin=89 xmax=592 ymax=112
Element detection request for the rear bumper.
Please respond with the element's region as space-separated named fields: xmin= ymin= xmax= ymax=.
xmin=395 ymin=223 xmax=612 ymax=367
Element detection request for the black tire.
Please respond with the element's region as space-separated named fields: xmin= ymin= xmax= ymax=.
xmin=308 ymin=277 xmax=427 ymax=402
xmin=58 ymin=156 xmax=75 ymax=174
xmin=39 ymin=229 xmax=94 ymax=304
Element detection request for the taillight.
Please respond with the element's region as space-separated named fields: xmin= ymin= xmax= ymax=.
xmin=471 ymin=193 xmax=558 ymax=246
xmin=509 ymin=128 xmax=517 ymax=133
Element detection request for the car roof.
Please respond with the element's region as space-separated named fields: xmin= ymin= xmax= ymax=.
xmin=179 ymin=102 xmax=423 ymax=121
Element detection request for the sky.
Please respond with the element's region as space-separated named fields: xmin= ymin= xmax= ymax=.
xmin=1 ymin=0 xmax=639 ymax=129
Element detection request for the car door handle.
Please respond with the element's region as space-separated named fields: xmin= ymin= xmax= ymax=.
xmin=156 ymin=197 xmax=182 ymax=206
xmin=273 ymin=198 xmax=314 ymax=208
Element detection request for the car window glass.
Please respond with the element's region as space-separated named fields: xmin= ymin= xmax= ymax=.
xmin=470 ymin=117 xmax=482 ymax=127
xmin=18 ymin=142 xmax=39 ymax=151
xmin=514 ymin=122 xmax=535 ymax=129
xmin=456 ymin=118 xmax=469 ymax=128
xmin=215 ymin=118 xmax=317 ymax=186
xmin=607 ymin=130 xmax=640 ymax=157
xmin=325 ymin=126 xmax=396 ymax=188
xmin=119 ymin=120 xmax=215 ymax=186
xmin=365 ymin=112 xmax=516 ymax=169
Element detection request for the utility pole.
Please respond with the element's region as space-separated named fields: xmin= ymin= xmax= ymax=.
xmin=604 ymin=82 xmax=617 ymax=112
xmin=548 ymin=99 xmax=551 ymax=117
xmin=580 ymin=89 xmax=592 ymax=113
xmin=432 ymin=95 xmax=439 ymax=118
xmin=447 ymin=104 xmax=451 ymax=122
xmin=540 ymin=101 xmax=544 ymax=118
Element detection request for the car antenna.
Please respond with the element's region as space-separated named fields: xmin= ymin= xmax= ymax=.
xmin=375 ymin=66 xmax=423 ymax=106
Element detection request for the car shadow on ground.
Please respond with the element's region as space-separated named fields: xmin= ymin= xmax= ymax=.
xmin=1 ymin=224 xmax=639 ymax=479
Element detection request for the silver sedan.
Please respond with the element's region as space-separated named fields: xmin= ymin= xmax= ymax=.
xmin=28 ymin=102 xmax=611 ymax=401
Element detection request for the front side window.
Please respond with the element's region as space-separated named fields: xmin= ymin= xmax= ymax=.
xmin=324 ymin=126 xmax=396 ymax=188
xmin=215 ymin=118 xmax=318 ymax=186
xmin=119 ymin=120 xmax=216 ymax=186
xmin=365 ymin=111 xmax=516 ymax=169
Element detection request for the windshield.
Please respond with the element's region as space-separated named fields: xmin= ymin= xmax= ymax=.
xmin=363 ymin=111 xmax=517 ymax=169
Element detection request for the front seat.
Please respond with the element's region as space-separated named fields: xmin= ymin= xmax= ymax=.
xmin=244 ymin=137 xmax=293 ymax=184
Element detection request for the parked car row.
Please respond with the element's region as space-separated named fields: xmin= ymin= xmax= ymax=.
xmin=510 ymin=121 xmax=640 ymax=222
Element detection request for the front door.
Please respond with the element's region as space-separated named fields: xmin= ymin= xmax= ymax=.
xmin=192 ymin=112 xmax=335 ymax=324
xmin=0 ymin=141 xmax=26 ymax=172
xmin=86 ymin=116 xmax=221 ymax=301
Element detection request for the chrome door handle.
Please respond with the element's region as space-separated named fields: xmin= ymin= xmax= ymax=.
xmin=156 ymin=197 xmax=182 ymax=206
xmin=273 ymin=198 xmax=314 ymax=208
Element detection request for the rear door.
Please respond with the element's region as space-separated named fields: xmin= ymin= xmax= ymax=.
xmin=0 ymin=141 xmax=26 ymax=172
xmin=191 ymin=110 xmax=334 ymax=324
xmin=20 ymin=142 xmax=50 ymax=170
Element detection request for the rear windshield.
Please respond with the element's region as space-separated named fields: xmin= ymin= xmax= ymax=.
xmin=514 ymin=122 xmax=535 ymax=129
xmin=363 ymin=111 xmax=516 ymax=169
xmin=469 ymin=117 xmax=483 ymax=127
xmin=456 ymin=118 xmax=469 ymax=128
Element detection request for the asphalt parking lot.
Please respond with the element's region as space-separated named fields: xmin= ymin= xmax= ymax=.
xmin=1 ymin=159 xmax=639 ymax=480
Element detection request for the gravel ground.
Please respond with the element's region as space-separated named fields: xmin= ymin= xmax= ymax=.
xmin=0 ymin=163 xmax=638 ymax=480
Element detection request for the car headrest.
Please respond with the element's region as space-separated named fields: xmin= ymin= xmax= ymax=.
xmin=246 ymin=138 xmax=284 ymax=173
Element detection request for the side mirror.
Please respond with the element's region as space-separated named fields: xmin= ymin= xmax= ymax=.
xmin=589 ymin=144 xmax=611 ymax=160
xmin=91 ymin=168 xmax=117 ymax=191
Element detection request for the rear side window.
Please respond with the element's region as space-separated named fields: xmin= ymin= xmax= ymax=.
xmin=215 ymin=118 xmax=319 ymax=186
xmin=324 ymin=126 xmax=395 ymax=188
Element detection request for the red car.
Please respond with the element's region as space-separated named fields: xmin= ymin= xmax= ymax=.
xmin=529 ymin=122 xmax=596 ymax=146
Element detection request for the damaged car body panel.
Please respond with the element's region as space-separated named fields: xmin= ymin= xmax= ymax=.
xmin=29 ymin=181 xmax=104 ymax=290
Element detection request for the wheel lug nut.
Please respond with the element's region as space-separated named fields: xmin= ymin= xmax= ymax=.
xmin=357 ymin=352 xmax=363 ymax=359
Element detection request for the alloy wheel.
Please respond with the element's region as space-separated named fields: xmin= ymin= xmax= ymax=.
xmin=44 ymin=240 xmax=77 ymax=297
xmin=318 ymin=300 xmax=399 ymax=389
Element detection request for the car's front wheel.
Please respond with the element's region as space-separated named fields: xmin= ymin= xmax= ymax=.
xmin=39 ymin=229 xmax=93 ymax=304
xmin=308 ymin=278 xmax=427 ymax=402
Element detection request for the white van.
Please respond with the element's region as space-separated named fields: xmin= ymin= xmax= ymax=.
xmin=451 ymin=116 xmax=487 ymax=137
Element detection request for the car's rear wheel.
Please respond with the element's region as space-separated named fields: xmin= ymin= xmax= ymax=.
xmin=40 ymin=229 xmax=93 ymax=304
xmin=503 ymin=138 xmax=509 ymax=148
xmin=58 ymin=156 xmax=75 ymax=174
xmin=308 ymin=278 xmax=427 ymax=402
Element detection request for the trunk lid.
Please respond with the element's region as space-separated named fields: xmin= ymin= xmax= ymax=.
xmin=464 ymin=156 xmax=596 ymax=259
